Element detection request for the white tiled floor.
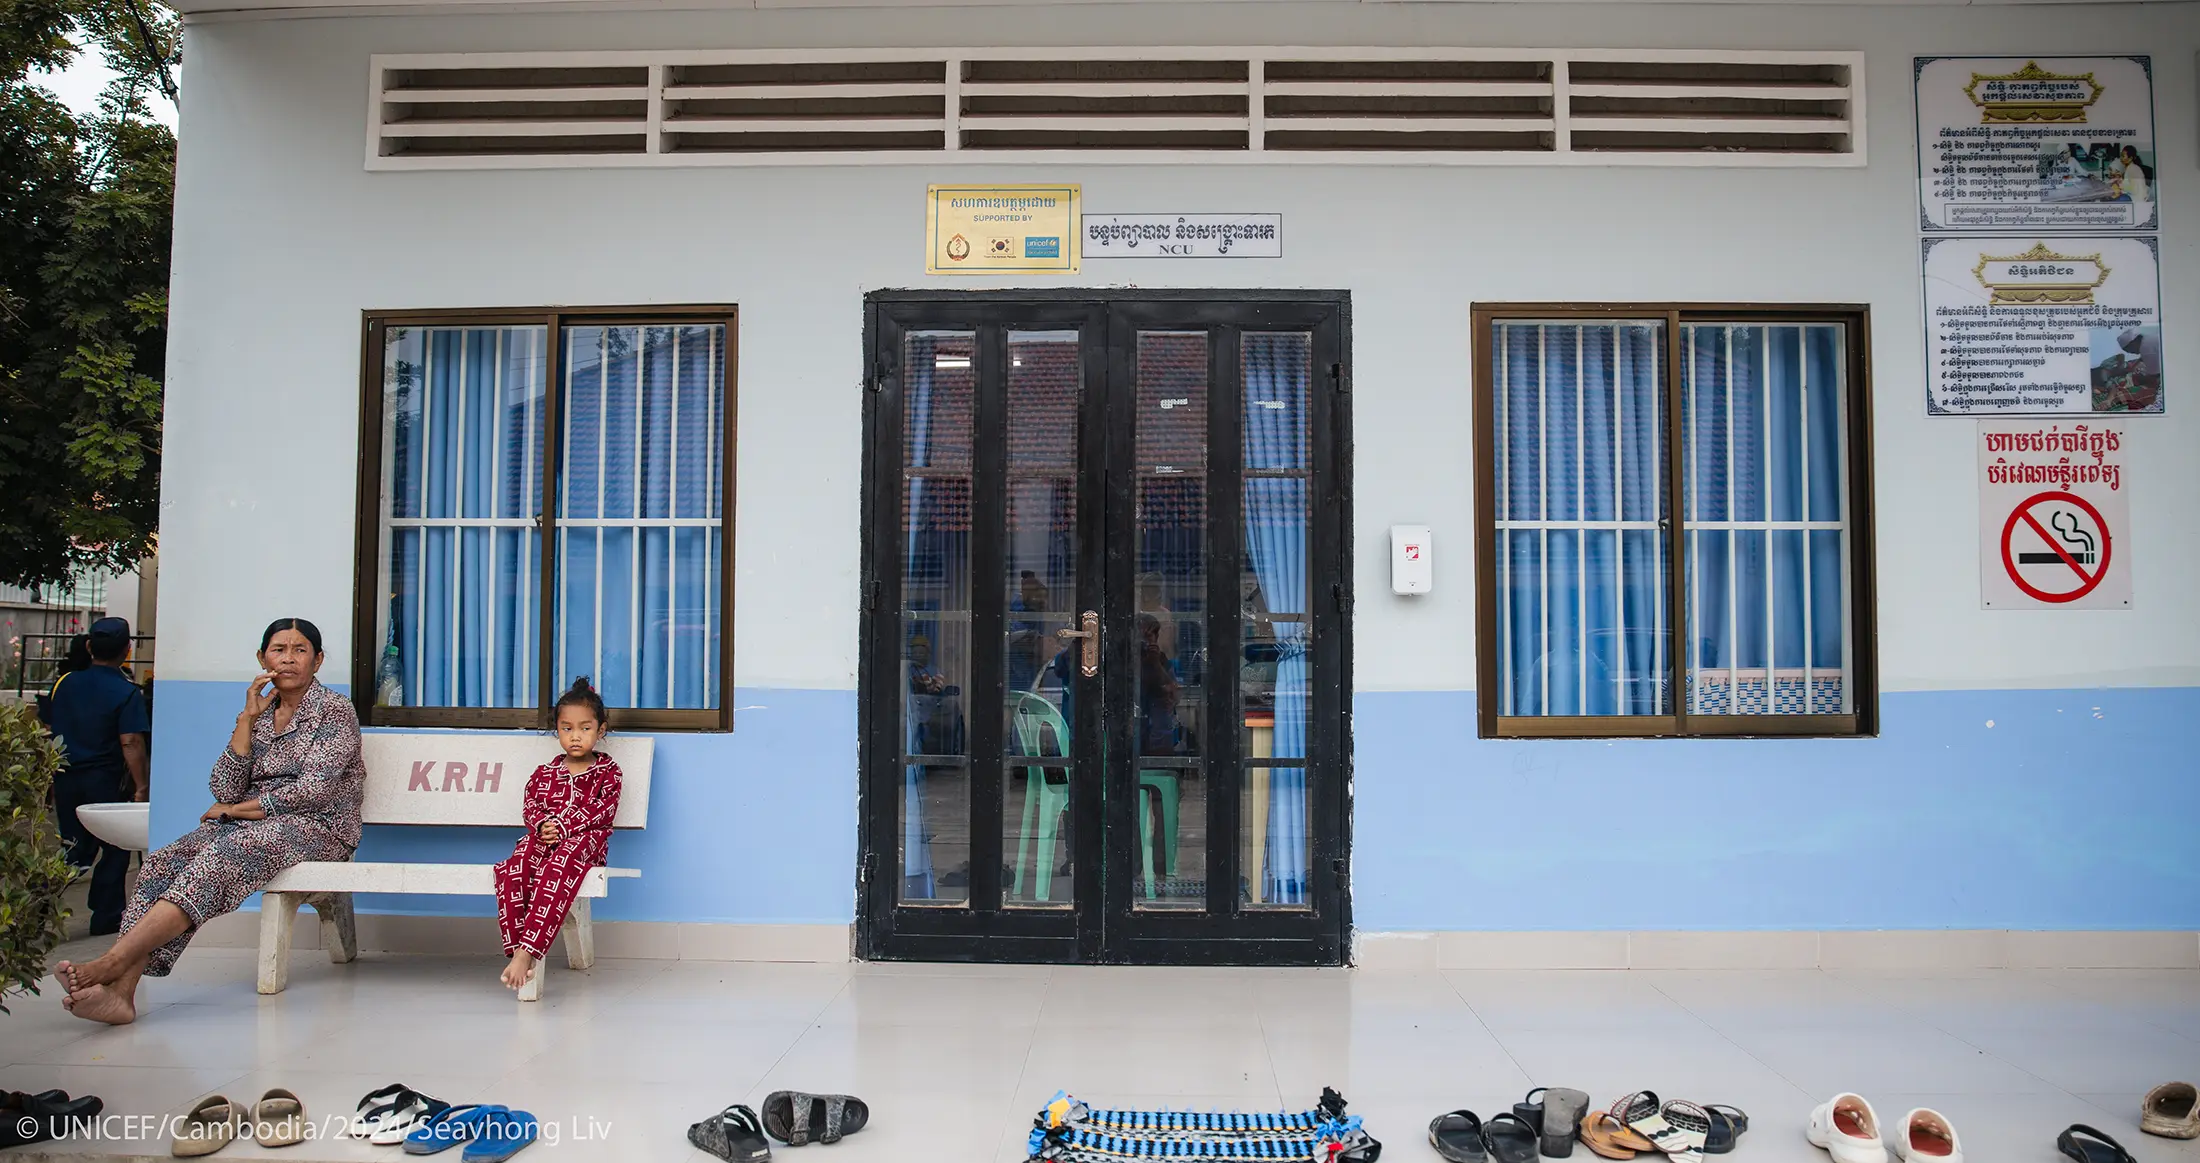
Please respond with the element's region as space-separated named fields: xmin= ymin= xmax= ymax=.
xmin=4 ymin=951 xmax=2197 ymax=1163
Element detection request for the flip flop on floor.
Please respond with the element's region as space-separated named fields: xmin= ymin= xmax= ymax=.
xmin=1615 ymin=1094 xmax=1682 ymax=1157
xmin=1430 ymin=1110 xmax=1488 ymax=1163
xmin=690 ymin=1105 xmax=772 ymax=1163
xmin=362 ymin=1090 xmax=453 ymax=1146
xmin=462 ymin=1109 xmax=539 ymax=1163
xmin=1703 ymin=1106 xmax=1750 ymax=1155
xmin=1484 ymin=1112 xmax=1542 ymax=1163
xmin=406 ymin=1105 xmax=506 ymax=1156
xmin=2058 ymin=1126 xmax=2136 ymax=1163
xmin=1581 ymin=1112 xmax=1641 ymax=1161
xmin=354 ymin=1084 xmax=409 ymax=1127
xmin=1657 ymin=1101 xmax=1713 ymax=1163
xmin=761 ymin=1092 xmax=870 ymax=1146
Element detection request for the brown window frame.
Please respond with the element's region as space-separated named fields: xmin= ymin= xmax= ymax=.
xmin=1471 ymin=303 xmax=1878 ymax=740
xmin=352 ymin=305 xmax=739 ymax=733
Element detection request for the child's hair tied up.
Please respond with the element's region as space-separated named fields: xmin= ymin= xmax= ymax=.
xmin=555 ymin=675 xmax=609 ymax=726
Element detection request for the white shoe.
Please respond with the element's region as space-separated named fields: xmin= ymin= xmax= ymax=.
xmin=1808 ymin=1095 xmax=1888 ymax=1163
xmin=1894 ymin=1109 xmax=1962 ymax=1163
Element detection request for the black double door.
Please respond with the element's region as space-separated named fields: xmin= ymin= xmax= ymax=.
xmin=859 ymin=291 xmax=1351 ymax=966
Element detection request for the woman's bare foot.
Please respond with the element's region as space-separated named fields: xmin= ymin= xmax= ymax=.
xmin=500 ymin=952 xmax=534 ymax=991
xmin=61 ymin=952 xmax=124 ymax=990
xmin=54 ymin=960 xmax=79 ymax=992
xmin=64 ymin=983 xmax=136 ymax=1025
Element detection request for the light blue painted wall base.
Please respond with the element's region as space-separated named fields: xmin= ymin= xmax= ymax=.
xmin=149 ymin=681 xmax=2198 ymax=932
xmin=149 ymin=681 xmax=857 ymax=925
xmin=1354 ymin=688 xmax=2200 ymax=931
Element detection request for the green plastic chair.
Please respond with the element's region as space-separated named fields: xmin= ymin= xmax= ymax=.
xmin=1007 ymin=692 xmax=1181 ymax=902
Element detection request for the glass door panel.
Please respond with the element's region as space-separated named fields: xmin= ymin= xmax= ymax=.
xmin=1239 ymin=331 xmax=1314 ymax=910
xmin=898 ymin=330 xmax=975 ymax=906
xmin=1131 ymin=332 xmax=1211 ymax=912
xmin=1003 ymin=330 xmax=1083 ymax=909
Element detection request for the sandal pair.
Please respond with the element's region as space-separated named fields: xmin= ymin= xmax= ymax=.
xmin=1429 ymin=1111 xmax=1540 ymax=1163
xmin=691 ymin=1092 xmax=870 ymax=1161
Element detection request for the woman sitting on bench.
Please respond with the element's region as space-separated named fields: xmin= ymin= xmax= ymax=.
xmin=57 ymin=618 xmax=365 ymax=1025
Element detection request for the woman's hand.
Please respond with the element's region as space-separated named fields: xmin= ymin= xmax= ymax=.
xmin=242 ymin=671 xmax=277 ymax=720
xmin=537 ymin=819 xmax=564 ymax=845
xmin=202 ymin=803 xmax=232 ymax=823
xmin=202 ymin=800 xmax=266 ymax=823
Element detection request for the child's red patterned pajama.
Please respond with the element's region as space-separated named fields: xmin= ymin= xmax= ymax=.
xmin=493 ymin=752 xmax=622 ymax=959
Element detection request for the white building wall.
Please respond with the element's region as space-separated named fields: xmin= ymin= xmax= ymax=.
xmin=158 ymin=0 xmax=2199 ymax=696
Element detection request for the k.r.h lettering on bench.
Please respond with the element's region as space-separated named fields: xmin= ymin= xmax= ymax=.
xmin=407 ymin=761 xmax=506 ymax=793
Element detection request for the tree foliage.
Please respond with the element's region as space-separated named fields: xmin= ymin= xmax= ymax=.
xmin=0 ymin=701 xmax=70 ymax=1011
xmin=0 ymin=0 xmax=175 ymax=589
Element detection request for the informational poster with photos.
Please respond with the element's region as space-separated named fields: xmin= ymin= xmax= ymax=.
xmin=1916 ymin=56 xmax=2158 ymax=233
xmin=1923 ymin=235 xmax=2164 ymax=416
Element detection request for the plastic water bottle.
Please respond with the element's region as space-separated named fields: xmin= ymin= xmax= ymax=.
xmin=375 ymin=644 xmax=404 ymax=707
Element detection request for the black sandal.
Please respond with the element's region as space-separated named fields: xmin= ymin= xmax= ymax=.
xmin=1431 ymin=1111 xmax=1488 ymax=1163
xmin=689 ymin=1104 xmax=771 ymax=1162
xmin=1514 ymin=1089 xmax=1549 ymax=1130
xmin=2058 ymin=1125 xmax=2136 ymax=1163
xmin=1485 ymin=1112 xmax=1542 ymax=1163
xmin=1704 ymin=1106 xmax=1749 ymax=1155
xmin=761 ymin=1092 xmax=870 ymax=1146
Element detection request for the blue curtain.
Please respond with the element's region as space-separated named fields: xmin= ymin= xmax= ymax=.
xmin=380 ymin=325 xmax=545 ymax=710
xmin=1493 ymin=323 xmax=1668 ymax=718
xmin=555 ymin=324 xmax=728 ymax=710
xmin=1242 ymin=332 xmax=1310 ymax=906
xmin=1681 ymin=325 xmax=1848 ymax=716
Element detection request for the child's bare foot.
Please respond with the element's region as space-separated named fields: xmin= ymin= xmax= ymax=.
xmin=500 ymin=952 xmax=534 ymax=991
xmin=64 ymin=983 xmax=136 ymax=1025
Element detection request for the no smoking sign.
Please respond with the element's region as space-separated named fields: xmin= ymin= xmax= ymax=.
xmin=1978 ymin=422 xmax=2132 ymax=611
xmin=2000 ymin=492 xmax=2113 ymax=604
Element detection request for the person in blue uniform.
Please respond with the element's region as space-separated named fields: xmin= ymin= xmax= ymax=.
xmin=46 ymin=617 xmax=151 ymax=935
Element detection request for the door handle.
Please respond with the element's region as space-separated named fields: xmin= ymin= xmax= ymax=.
xmin=1055 ymin=611 xmax=1100 ymax=678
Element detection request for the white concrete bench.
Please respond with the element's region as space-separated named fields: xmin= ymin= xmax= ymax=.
xmin=257 ymin=733 xmax=652 ymax=1002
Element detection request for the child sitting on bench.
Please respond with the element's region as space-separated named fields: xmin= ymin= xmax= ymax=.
xmin=495 ymin=677 xmax=623 ymax=992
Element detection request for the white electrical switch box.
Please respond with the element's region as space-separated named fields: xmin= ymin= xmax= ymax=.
xmin=1390 ymin=525 xmax=1432 ymax=595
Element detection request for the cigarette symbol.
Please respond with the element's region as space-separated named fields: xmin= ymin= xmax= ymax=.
xmin=2019 ymin=509 xmax=2097 ymax=565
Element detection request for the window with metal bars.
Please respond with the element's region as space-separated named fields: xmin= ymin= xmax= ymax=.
xmin=1471 ymin=305 xmax=1876 ymax=739
xmin=355 ymin=308 xmax=736 ymax=731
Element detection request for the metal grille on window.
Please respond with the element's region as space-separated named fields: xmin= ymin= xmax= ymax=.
xmin=1491 ymin=319 xmax=1853 ymax=721
xmin=554 ymin=324 xmax=728 ymax=711
xmin=1493 ymin=321 xmax=1672 ymax=718
xmin=1681 ymin=324 xmax=1851 ymax=716
xmin=375 ymin=325 xmax=547 ymax=710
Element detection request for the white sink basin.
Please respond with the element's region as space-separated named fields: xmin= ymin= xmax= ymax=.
xmin=76 ymin=802 xmax=150 ymax=852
